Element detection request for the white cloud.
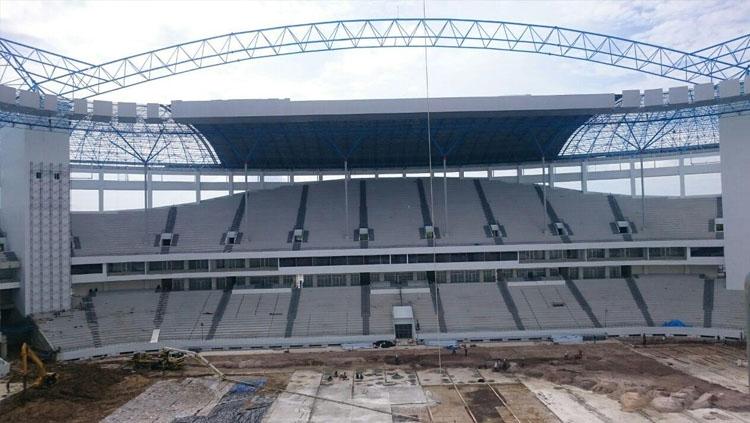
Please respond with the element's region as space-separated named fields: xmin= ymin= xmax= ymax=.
xmin=1 ymin=0 xmax=747 ymax=102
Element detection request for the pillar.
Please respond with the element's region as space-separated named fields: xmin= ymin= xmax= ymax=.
xmin=0 ymin=127 xmax=71 ymax=315
xmin=720 ymin=114 xmax=750 ymax=290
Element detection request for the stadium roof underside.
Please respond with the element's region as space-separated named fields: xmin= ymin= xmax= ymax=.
xmin=191 ymin=112 xmax=592 ymax=169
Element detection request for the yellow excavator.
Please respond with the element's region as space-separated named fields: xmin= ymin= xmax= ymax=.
xmin=17 ymin=342 xmax=58 ymax=390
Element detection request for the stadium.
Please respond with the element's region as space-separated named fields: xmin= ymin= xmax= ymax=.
xmin=1 ymin=6 xmax=750 ymax=422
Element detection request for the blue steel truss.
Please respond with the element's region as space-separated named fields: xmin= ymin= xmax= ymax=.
xmin=1 ymin=19 xmax=749 ymax=97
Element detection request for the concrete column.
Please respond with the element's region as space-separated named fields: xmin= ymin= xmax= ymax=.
xmin=344 ymin=160 xmax=350 ymax=239
xmin=0 ymin=127 xmax=71 ymax=315
xmin=629 ymin=158 xmax=637 ymax=197
xmin=678 ymin=156 xmax=686 ymax=197
xmin=228 ymin=170 xmax=235 ymax=195
xmin=720 ymin=114 xmax=750 ymax=290
xmin=195 ymin=169 xmax=201 ymax=203
xmin=580 ymin=160 xmax=588 ymax=193
xmin=97 ymin=169 xmax=104 ymax=212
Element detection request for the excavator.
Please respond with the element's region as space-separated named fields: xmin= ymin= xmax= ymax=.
xmin=10 ymin=343 xmax=58 ymax=392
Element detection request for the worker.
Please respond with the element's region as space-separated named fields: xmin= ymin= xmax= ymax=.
xmin=463 ymin=345 xmax=468 ymax=357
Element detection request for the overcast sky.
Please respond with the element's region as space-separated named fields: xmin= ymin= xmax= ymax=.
xmin=1 ymin=0 xmax=748 ymax=103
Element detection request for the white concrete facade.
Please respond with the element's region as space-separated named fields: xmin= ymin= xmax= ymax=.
xmin=0 ymin=127 xmax=71 ymax=314
xmin=720 ymin=114 xmax=750 ymax=290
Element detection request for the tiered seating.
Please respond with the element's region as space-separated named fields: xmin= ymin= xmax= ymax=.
xmin=303 ymin=181 xmax=356 ymax=249
xmin=430 ymin=179 xmax=492 ymax=245
xmin=71 ymin=179 xmax=719 ymax=255
xmin=234 ymin=184 xmax=304 ymax=251
xmin=34 ymin=275 xmax=747 ymax=354
xmin=369 ymin=292 xmax=396 ymax=335
xmin=574 ymin=279 xmax=648 ymax=327
xmin=617 ymin=195 xmax=716 ymax=240
xmin=439 ymin=283 xmax=517 ymax=331
xmin=169 ymin=195 xmax=240 ymax=253
xmin=401 ymin=291 xmax=440 ymax=334
xmin=159 ymin=291 xmax=222 ymax=340
xmin=291 ymin=287 xmax=362 ymax=337
xmin=546 ymin=189 xmax=622 ymax=242
xmin=91 ymin=291 xmax=159 ymax=345
xmin=71 ymin=207 xmax=169 ymax=256
xmin=712 ymin=279 xmax=744 ymax=328
xmin=480 ymin=181 xmax=556 ymax=244
xmin=366 ymin=179 xmax=424 ymax=248
xmin=35 ymin=308 xmax=96 ymax=351
xmin=635 ymin=274 xmax=705 ymax=327
xmin=508 ymin=284 xmax=594 ymax=329
xmin=212 ymin=292 xmax=291 ymax=338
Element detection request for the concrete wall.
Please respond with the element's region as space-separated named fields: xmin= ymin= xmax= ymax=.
xmin=0 ymin=127 xmax=71 ymax=314
xmin=720 ymin=114 xmax=750 ymax=290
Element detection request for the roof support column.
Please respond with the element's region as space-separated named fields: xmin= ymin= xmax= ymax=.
xmin=630 ymin=157 xmax=637 ymax=197
xmin=639 ymin=154 xmax=646 ymax=228
xmin=244 ymin=163 xmax=249 ymax=232
xmin=344 ymin=160 xmax=350 ymax=240
xmin=548 ymin=162 xmax=555 ymax=188
xmin=542 ymin=156 xmax=548 ymax=234
xmin=580 ymin=160 xmax=588 ymax=193
xmin=228 ymin=169 xmax=235 ymax=196
xmin=678 ymin=156 xmax=686 ymax=197
xmin=442 ymin=156 xmax=448 ymax=238
xmin=143 ymin=164 xmax=152 ymax=209
xmin=195 ymin=169 xmax=201 ymax=203
xmin=97 ymin=169 xmax=104 ymax=212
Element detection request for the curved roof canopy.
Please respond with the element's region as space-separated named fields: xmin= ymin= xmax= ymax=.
xmin=176 ymin=95 xmax=607 ymax=169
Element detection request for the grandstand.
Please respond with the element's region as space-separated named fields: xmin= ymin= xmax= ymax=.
xmin=0 ymin=17 xmax=748 ymax=362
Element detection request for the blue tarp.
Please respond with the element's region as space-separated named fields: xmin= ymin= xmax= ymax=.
xmin=662 ymin=320 xmax=689 ymax=327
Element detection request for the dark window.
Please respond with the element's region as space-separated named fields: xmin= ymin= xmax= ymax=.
xmin=295 ymin=257 xmax=313 ymax=267
xmin=279 ymin=258 xmax=295 ymax=267
xmin=313 ymin=256 xmax=331 ymax=266
xmin=331 ymin=256 xmax=347 ymax=266
xmin=35 ymin=172 xmax=41 ymax=179
xmin=347 ymin=256 xmax=364 ymax=265
xmin=71 ymin=263 xmax=103 ymax=275
xmin=188 ymin=260 xmax=208 ymax=271
xmin=391 ymin=255 xmax=407 ymax=264
xmin=690 ymin=247 xmax=724 ymax=257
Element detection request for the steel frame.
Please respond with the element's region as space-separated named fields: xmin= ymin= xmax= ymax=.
xmin=1 ymin=19 xmax=748 ymax=98
xmin=0 ymin=18 xmax=748 ymax=168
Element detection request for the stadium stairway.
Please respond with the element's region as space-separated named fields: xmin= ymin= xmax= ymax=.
xmin=289 ymin=185 xmax=309 ymax=251
xmin=428 ymin=282 xmax=448 ymax=333
xmin=81 ymin=294 xmax=103 ymax=348
xmin=223 ymin=195 xmax=246 ymax=252
xmin=416 ymin=179 xmax=440 ymax=245
xmin=625 ymin=276 xmax=655 ymax=326
xmin=206 ymin=281 xmax=234 ymax=340
xmin=703 ymin=278 xmax=715 ymax=328
xmin=473 ymin=179 xmax=504 ymax=245
xmin=160 ymin=206 xmax=178 ymax=254
xmin=361 ymin=284 xmax=371 ymax=335
xmin=607 ymin=194 xmax=633 ymax=241
xmin=153 ymin=290 xmax=170 ymax=329
xmin=497 ymin=281 xmax=525 ymax=330
xmin=534 ymin=185 xmax=572 ymax=243
xmin=564 ymin=278 xmax=602 ymax=328
xmin=359 ymin=180 xmax=369 ymax=249
xmin=285 ymin=288 xmax=301 ymax=337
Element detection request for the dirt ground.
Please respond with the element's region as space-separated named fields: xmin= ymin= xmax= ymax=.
xmin=0 ymin=340 xmax=748 ymax=422
xmin=0 ymin=362 xmax=154 ymax=422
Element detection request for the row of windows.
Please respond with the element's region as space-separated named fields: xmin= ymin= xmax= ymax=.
xmin=156 ymin=266 xmax=631 ymax=292
xmin=73 ymin=245 xmax=713 ymax=276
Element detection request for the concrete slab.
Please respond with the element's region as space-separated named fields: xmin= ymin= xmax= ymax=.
xmin=424 ymin=385 xmax=473 ymax=422
xmin=477 ymin=368 xmax=517 ymax=384
xmin=264 ymin=370 xmax=322 ymax=422
xmin=631 ymin=344 xmax=749 ymax=394
xmin=522 ymin=377 xmax=647 ymax=422
xmin=102 ymin=377 xmax=231 ymax=423
xmin=310 ymin=376 xmax=353 ymax=423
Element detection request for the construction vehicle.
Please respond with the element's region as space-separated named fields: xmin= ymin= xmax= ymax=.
xmin=131 ymin=349 xmax=186 ymax=371
xmin=18 ymin=342 xmax=58 ymax=389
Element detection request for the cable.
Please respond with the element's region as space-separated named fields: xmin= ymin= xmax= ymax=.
xmin=421 ymin=0 xmax=442 ymax=372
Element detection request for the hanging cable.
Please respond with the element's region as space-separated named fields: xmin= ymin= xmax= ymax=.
xmin=421 ymin=0 xmax=442 ymax=372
